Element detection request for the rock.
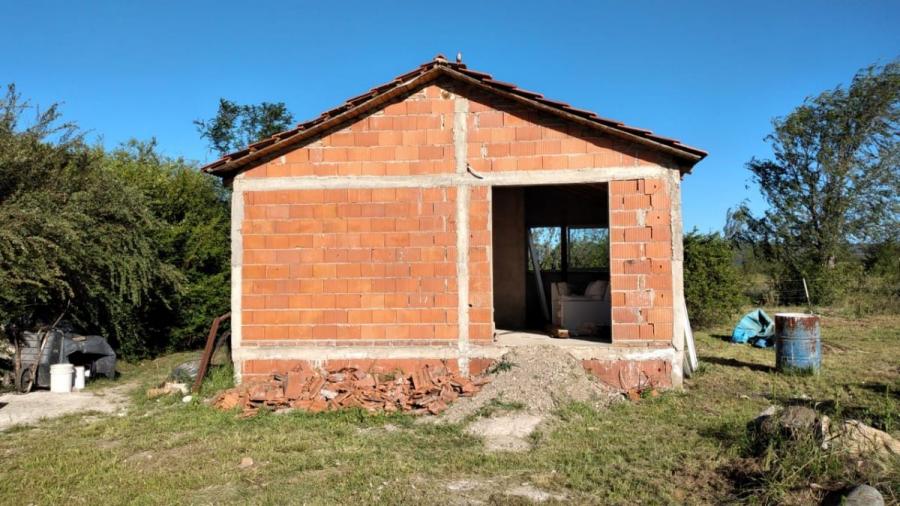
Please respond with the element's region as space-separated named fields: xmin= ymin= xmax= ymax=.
xmin=779 ymin=406 xmax=818 ymax=435
xmin=170 ymin=360 xmax=200 ymax=383
xmin=829 ymin=420 xmax=900 ymax=457
xmin=844 ymin=484 xmax=884 ymax=506
xmin=753 ymin=405 xmax=821 ymax=442
xmin=819 ymin=414 xmax=832 ymax=449
xmin=755 ymin=405 xmax=781 ymax=419
xmin=181 ymin=395 xmax=192 ymax=403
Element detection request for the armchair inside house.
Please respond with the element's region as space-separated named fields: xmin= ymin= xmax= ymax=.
xmin=551 ymin=280 xmax=611 ymax=336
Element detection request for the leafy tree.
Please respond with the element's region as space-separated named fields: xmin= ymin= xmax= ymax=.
xmin=683 ymin=231 xmax=744 ymax=328
xmin=107 ymin=140 xmax=230 ymax=351
xmin=0 ymin=85 xmax=179 ymax=357
xmin=194 ymin=98 xmax=294 ymax=156
xmin=728 ymin=60 xmax=900 ymax=303
xmin=0 ymin=85 xmax=231 ymax=358
xmin=861 ymin=239 xmax=900 ymax=310
xmin=568 ymin=228 xmax=610 ymax=270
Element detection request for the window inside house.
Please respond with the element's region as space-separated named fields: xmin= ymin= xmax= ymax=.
xmin=568 ymin=227 xmax=609 ymax=271
xmin=526 ymin=227 xmax=561 ymax=271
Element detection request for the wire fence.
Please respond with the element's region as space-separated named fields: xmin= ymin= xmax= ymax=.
xmin=745 ymin=278 xmax=817 ymax=309
xmin=744 ymin=274 xmax=900 ymax=316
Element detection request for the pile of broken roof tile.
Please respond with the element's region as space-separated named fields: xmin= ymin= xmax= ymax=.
xmin=212 ymin=363 xmax=490 ymax=417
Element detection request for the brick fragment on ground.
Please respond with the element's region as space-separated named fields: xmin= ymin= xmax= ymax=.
xmin=211 ymin=362 xmax=489 ymax=417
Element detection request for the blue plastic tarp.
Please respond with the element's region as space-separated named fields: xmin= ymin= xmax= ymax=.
xmin=731 ymin=309 xmax=775 ymax=347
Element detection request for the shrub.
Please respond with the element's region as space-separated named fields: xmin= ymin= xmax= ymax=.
xmin=107 ymin=141 xmax=230 ymax=352
xmin=683 ymin=231 xmax=744 ymax=329
xmin=0 ymin=86 xmax=230 ymax=358
xmin=0 ymin=85 xmax=180 ymax=357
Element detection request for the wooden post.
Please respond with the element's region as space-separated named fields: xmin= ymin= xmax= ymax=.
xmin=192 ymin=312 xmax=231 ymax=393
xmin=802 ymin=277 xmax=812 ymax=314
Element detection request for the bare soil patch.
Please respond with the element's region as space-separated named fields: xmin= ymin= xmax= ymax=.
xmin=0 ymin=382 xmax=132 ymax=431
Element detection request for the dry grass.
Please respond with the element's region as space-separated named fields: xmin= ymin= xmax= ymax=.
xmin=0 ymin=312 xmax=896 ymax=504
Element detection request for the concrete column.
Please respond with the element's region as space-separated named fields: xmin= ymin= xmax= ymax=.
xmin=231 ymin=175 xmax=245 ymax=383
xmin=453 ymin=95 xmax=471 ymax=375
xmin=668 ymin=170 xmax=685 ymax=388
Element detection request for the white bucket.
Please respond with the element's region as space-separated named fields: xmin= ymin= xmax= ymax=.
xmin=50 ymin=363 xmax=74 ymax=393
xmin=73 ymin=366 xmax=86 ymax=390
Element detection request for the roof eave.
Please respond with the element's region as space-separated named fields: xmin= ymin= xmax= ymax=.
xmin=203 ymin=67 xmax=445 ymax=177
xmin=202 ymin=61 xmax=707 ymax=177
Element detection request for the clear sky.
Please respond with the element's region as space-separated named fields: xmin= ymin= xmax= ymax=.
xmin=1 ymin=1 xmax=897 ymax=231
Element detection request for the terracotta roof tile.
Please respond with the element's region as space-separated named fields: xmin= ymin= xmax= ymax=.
xmin=202 ymin=55 xmax=706 ymax=175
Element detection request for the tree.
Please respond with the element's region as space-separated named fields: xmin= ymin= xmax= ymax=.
xmin=683 ymin=231 xmax=744 ymax=328
xmin=0 ymin=85 xmax=180 ymax=357
xmin=0 ymin=85 xmax=231 ymax=358
xmin=194 ymin=98 xmax=294 ymax=156
xmin=107 ymin=140 xmax=230 ymax=351
xmin=728 ymin=60 xmax=900 ymax=302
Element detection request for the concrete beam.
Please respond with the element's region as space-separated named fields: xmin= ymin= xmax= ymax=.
xmin=232 ymin=166 xmax=675 ymax=193
xmin=233 ymin=342 xmax=676 ymax=364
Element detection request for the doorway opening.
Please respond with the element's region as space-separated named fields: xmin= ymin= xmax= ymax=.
xmin=492 ymin=184 xmax=611 ymax=344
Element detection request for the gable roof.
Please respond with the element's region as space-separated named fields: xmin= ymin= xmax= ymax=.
xmin=201 ymin=55 xmax=707 ymax=176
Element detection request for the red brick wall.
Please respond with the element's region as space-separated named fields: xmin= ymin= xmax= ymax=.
xmin=241 ymin=187 xmax=461 ymax=343
xmin=243 ymin=85 xmax=455 ymax=178
xmin=236 ymin=79 xmax=681 ymax=376
xmin=467 ymin=185 xmax=493 ymax=341
xmin=465 ymin=95 xmax=670 ymax=173
xmin=608 ymin=179 xmax=674 ymax=342
xmin=582 ymin=358 xmax=673 ymax=389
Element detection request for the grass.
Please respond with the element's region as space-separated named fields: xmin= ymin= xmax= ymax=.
xmin=0 ymin=312 xmax=897 ymax=504
xmin=472 ymin=398 xmax=527 ymax=419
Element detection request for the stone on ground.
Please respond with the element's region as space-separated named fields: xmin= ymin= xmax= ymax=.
xmin=843 ymin=484 xmax=884 ymax=506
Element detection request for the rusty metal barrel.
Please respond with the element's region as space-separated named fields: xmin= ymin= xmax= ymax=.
xmin=774 ymin=313 xmax=821 ymax=372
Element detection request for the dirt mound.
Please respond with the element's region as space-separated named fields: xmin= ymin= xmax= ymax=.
xmin=440 ymin=346 xmax=620 ymax=424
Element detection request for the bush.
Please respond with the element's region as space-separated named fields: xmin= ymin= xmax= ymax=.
xmin=107 ymin=141 xmax=230 ymax=352
xmin=0 ymin=86 xmax=179 ymax=357
xmin=0 ymin=85 xmax=229 ymax=358
xmin=683 ymin=231 xmax=744 ymax=329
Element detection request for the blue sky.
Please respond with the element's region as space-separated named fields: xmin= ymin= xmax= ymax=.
xmin=1 ymin=1 xmax=897 ymax=231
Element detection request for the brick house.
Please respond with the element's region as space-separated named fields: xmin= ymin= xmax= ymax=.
xmin=202 ymin=55 xmax=706 ymax=390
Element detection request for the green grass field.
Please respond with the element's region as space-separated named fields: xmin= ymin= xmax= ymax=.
xmin=1 ymin=312 xmax=897 ymax=505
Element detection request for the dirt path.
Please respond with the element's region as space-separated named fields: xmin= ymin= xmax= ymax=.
xmin=0 ymin=383 xmax=132 ymax=431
